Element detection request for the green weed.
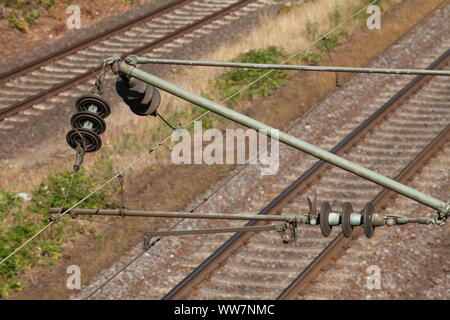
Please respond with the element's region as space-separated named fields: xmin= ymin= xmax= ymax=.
xmin=215 ymin=46 xmax=288 ymax=106
xmin=306 ymin=20 xmax=319 ymax=42
xmin=25 ymin=10 xmax=40 ymax=26
xmin=300 ymin=50 xmax=322 ymax=65
xmin=330 ymin=9 xmax=342 ymax=27
xmin=278 ymin=3 xmax=295 ymax=15
xmin=37 ymin=0 xmax=55 ymax=11
xmin=7 ymin=15 xmax=27 ymax=32
xmin=4 ymin=0 xmax=56 ymax=31
xmin=0 ymin=170 xmax=115 ymax=299
xmin=315 ymin=30 xmax=349 ymax=52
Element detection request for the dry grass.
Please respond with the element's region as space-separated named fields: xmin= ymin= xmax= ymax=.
xmin=160 ymin=0 xmax=372 ymax=103
xmin=87 ymin=0 xmax=380 ymax=174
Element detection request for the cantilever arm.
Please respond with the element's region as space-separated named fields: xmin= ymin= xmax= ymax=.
xmin=113 ymin=59 xmax=449 ymax=218
xmin=132 ymin=56 xmax=450 ymax=76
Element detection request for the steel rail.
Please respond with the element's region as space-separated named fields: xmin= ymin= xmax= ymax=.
xmin=134 ymin=56 xmax=450 ymax=76
xmin=161 ymin=49 xmax=450 ymax=300
xmin=0 ymin=0 xmax=259 ymax=121
xmin=116 ymin=57 xmax=449 ymax=214
xmin=0 ymin=0 xmax=191 ymax=82
xmin=277 ymin=124 xmax=450 ymax=299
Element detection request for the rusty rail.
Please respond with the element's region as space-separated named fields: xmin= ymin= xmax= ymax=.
xmin=0 ymin=0 xmax=258 ymax=121
xmin=0 ymin=0 xmax=191 ymax=82
xmin=277 ymin=124 xmax=450 ymax=299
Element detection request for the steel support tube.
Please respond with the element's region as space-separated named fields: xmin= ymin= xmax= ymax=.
xmin=117 ymin=61 xmax=449 ymax=215
xmin=48 ymin=208 xmax=305 ymax=222
xmin=134 ymin=56 xmax=450 ymax=76
xmin=150 ymin=225 xmax=281 ymax=237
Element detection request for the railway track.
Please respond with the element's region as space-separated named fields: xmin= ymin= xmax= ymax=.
xmin=72 ymin=3 xmax=449 ymax=300
xmin=162 ymin=47 xmax=450 ymax=299
xmin=278 ymin=126 xmax=449 ymax=299
xmin=0 ymin=0 xmax=273 ymax=122
xmin=298 ymin=143 xmax=450 ymax=300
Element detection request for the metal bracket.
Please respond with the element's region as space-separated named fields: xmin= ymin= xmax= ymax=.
xmin=279 ymin=222 xmax=298 ymax=244
xmin=274 ymin=224 xmax=287 ymax=232
xmin=383 ymin=214 xmax=435 ymax=226
xmin=143 ymin=232 xmax=153 ymax=251
xmin=436 ymin=202 xmax=450 ymax=225
xmin=48 ymin=214 xmax=61 ymax=223
xmin=105 ymin=55 xmax=122 ymax=66
xmin=125 ymin=55 xmax=138 ymax=66
xmin=142 ymin=224 xmax=290 ymax=249
xmin=307 ymin=193 xmax=318 ymax=225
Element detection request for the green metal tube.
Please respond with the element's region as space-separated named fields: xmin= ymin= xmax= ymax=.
xmin=150 ymin=225 xmax=281 ymax=237
xmin=117 ymin=61 xmax=449 ymax=214
xmin=48 ymin=208 xmax=304 ymax=221
xmin=134 ymin=56 xmax=450 ymax=76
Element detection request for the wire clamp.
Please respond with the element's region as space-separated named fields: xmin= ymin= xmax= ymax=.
xmin=105 ymin=55 xmax=122 ymax=66
xmin=49 ymin=214 xmax=62 ymax=223
xmin=285 ymin=221 xmax=298 ymax=244
xmin=73 ymin=142 xmax=87 ymax=173
xmin=435 ymin=214 xmax=447 ymax=226
xmin=124 ymin=55 xmax=138 ymax=66
xmin=143 ymin=233 xmax=153 ymax=251
xmin=433 ymin=202 xmax=449 ymax=226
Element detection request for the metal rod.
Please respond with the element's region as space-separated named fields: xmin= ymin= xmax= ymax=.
xmin=116 ymin=61 xmax=449 ymax=215
xmin=149 ymin=224 xmax=283 ymax=237
xmin=48 ymin=208 xmax=306 ymax=222
xmin=134 ymin=56 xmax=450 ymax=76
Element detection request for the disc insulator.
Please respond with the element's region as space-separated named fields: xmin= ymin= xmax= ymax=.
xmin=75 ymin=94 xmax=111 ymax=118
xmin=66 ymin=128 xmax=102 ymax=153
xmin=70 ymin=111 xmax=107 ymax=135
xmin=116 ymin=76 xmax=160 ymax=116
xmin=116 ymin=77 xmax=147 ymax=102
xmin=341 ymin=202 xmax=354 ymax=238
xmin=363 ymin=203 xmax=375 ymax=238
xmin=129 ymin=87 xmax=160 ymax=116
xmin=319 ymin=201 xmax=332 ymax=237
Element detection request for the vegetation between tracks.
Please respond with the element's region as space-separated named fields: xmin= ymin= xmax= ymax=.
xmin=0 ymin=169 xmax=117 ymax=299
xmin=0 ymin=1 xmax=153 ymax=58
xmin=1 ymin=0 xmax=142 ymax=32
